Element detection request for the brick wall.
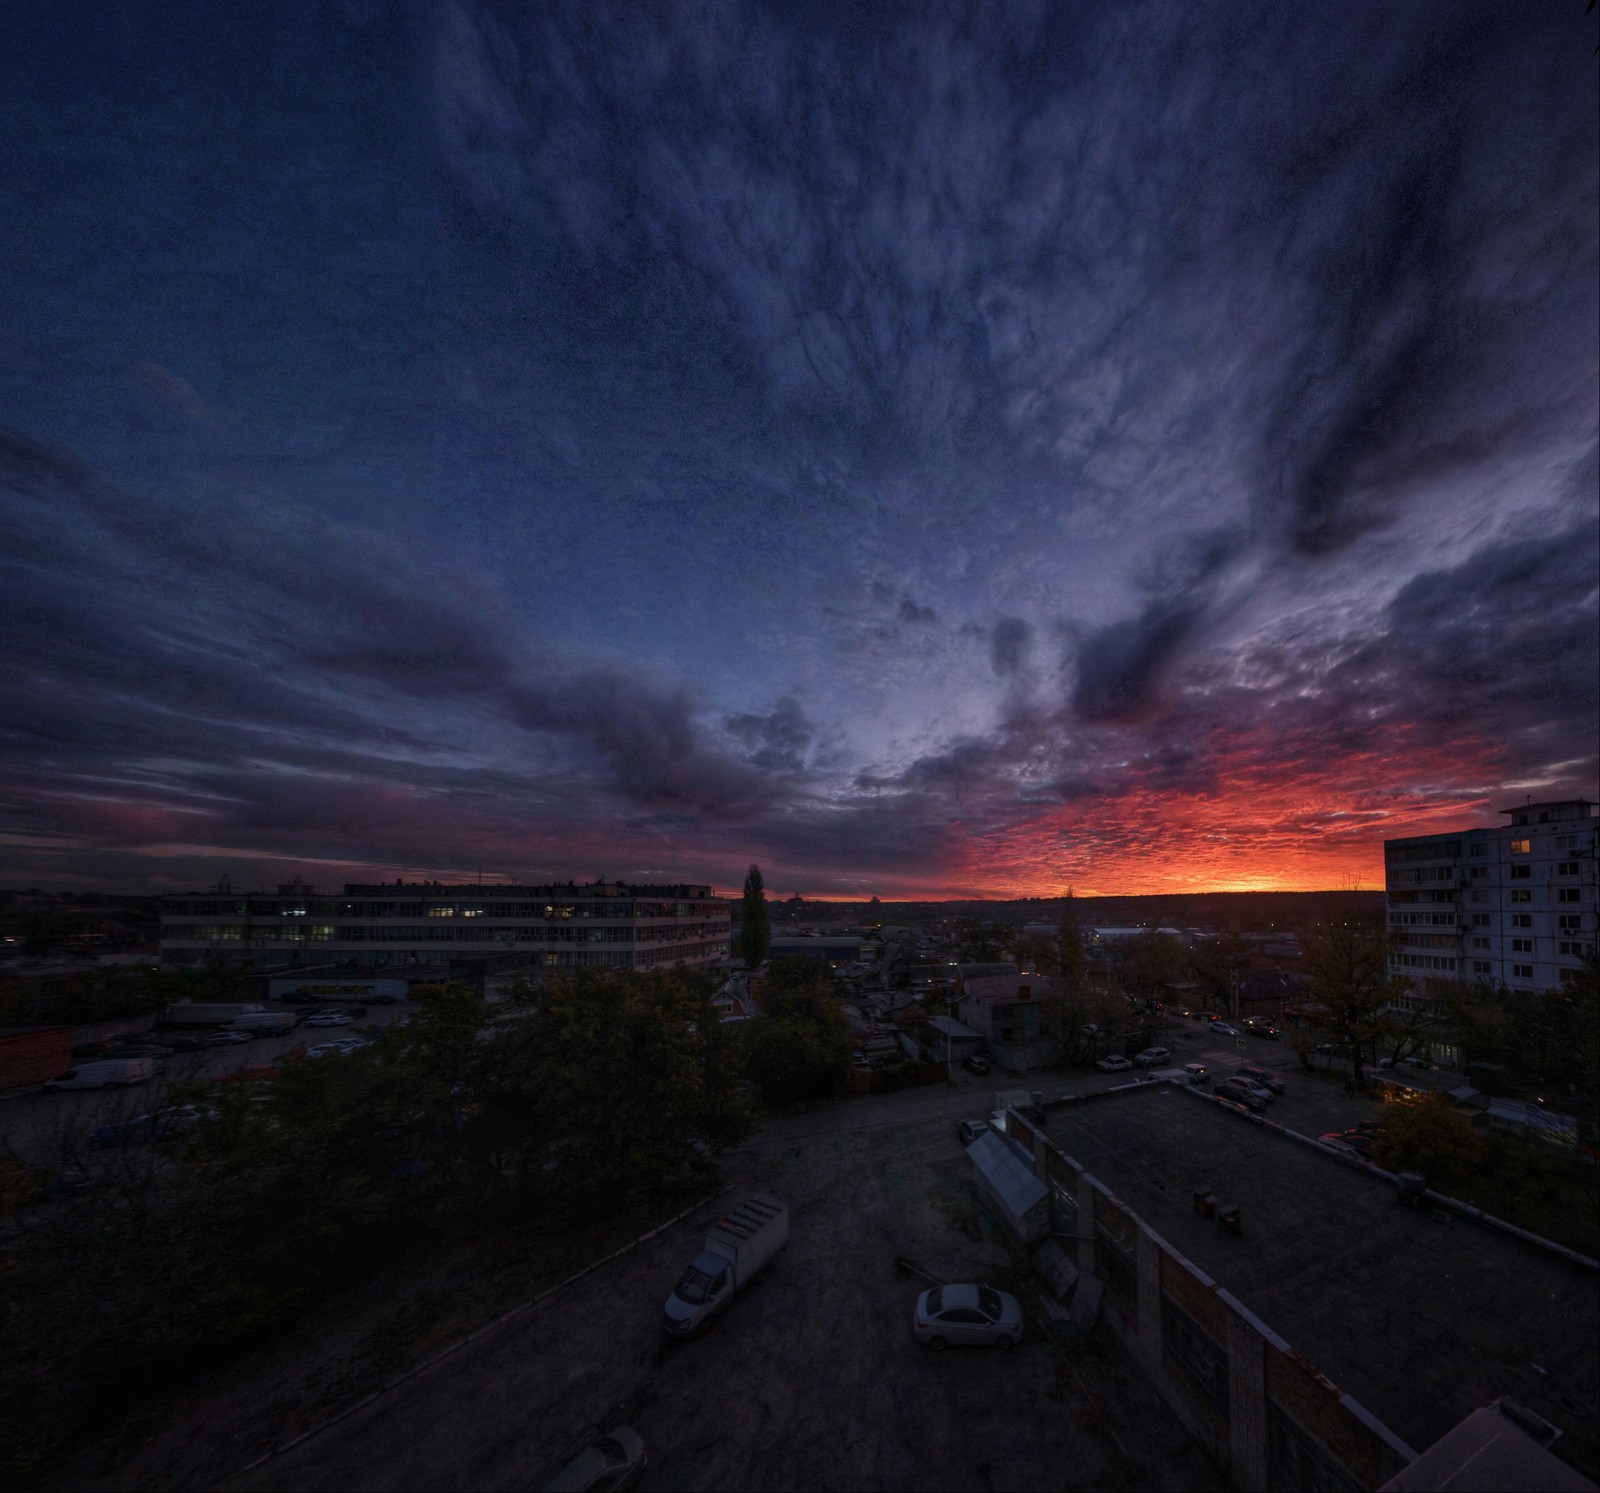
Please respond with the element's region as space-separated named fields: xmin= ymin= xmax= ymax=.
xmin=1265 ymin=1343 xmax=1388 ymax=1489
xmin=0 ymin=1026 xmax=72 ymax=1090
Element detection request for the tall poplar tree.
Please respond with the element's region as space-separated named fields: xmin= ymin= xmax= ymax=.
xmin=741 ymin=863 xmax=771 ymax=968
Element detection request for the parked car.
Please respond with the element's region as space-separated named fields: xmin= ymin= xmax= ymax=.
xmin=962 ymin=1054 xmax=992 ymax=1075
xmin=103 ymin=1042 xmax=174 ymax=1059
xmin=1231 ymin=1076 xmax=1275 ymax=1104
xmin=1319 ymin=1134 xmax=1363 ymax=1159
xmin=956 ymin=1119 xmax=990 ymax=1144
xmin=1134 ymin=1047 xmax=1171 ymax=1067
xmin=1339 ymin=1131 xmax=1375 ymax=1157
xmin=540 ymin=1426 xmax=647 ymax=1492
xmin=913 ymin=1283 xmax=1024 ymax=1350
xmin=304 ymin=1013 xmax=354 ymax=1027
xmin=204 ymin=1030 xmax=252 ymax=1046
xmin=1399 ymin=1056 xmax=1435 ymax=1070
xmin=1182 ymin=1062 xmax=1209 ymax=1085
xmin=1214 ymin=1080 xmax=1265 ymax=1112
xmin=1236 ymin=1064 xmax=1284 ymax=1094
xmin=306 ymin=1039 xmax=368 ymax=1058
xmin=1095 ymin=1054 xmax=1134 ymax=1073
xmin=1212 ymin=1022 xmax=1241 ymax=1037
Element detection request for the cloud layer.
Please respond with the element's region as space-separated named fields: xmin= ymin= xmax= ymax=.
xmin=0 ymin=0 xmax=1594 ymax=896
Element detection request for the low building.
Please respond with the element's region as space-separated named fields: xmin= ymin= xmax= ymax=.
xmin=1011 ymin=1081 xmax=1599 ymax=1490
xmin=957 ymin=973 xmax=1061 ymax=1072
xmin=921 ymin=1013 xmax=983 ymax=1063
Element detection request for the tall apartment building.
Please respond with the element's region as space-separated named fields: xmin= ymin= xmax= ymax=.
xmin=159 ymin=878 xmax=731 ymax=973
xmin=1384 ymin=799 xmax=1598 ymax=991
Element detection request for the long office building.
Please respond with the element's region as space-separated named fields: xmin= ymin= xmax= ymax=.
xmin=1383 ymin=798 xmax=1598 ymax=990
xmin=160 ymin=878 xmax=731 ymax=972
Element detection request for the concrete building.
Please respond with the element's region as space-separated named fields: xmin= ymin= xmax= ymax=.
xmin=1384 ymin=799 xmax=1598 ymax=992
xmin=160 ymin=878 xmax=731 ymax=973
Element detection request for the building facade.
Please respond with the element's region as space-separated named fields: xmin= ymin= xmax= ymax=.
xmin=1384 ymin=799 xmax=1598 ymax=991
xmin=160 ymin=878 xmax=731 ymax=972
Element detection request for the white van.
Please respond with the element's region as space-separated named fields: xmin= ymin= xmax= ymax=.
xmin=43 ymin=1057 xmax=157 ymax=1091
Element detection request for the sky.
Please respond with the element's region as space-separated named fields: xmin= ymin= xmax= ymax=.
xmin=1 ymin=1 xmax=1596 ymax=901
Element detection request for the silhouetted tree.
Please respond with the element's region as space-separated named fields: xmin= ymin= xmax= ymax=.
xmin=741 ymin=864 xmax=771 ymax=968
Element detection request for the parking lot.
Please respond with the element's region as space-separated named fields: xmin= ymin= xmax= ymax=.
xmin=0 ymin=1003 xmax=415 ymax=1172
xmin=58 ymin=1089 xmax=1223 ymax=1493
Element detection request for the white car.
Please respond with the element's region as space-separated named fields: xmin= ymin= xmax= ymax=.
xmin=1232 ymin=1076 xmax=1274 ymax=1104
xmin=1212 ymin=1022 xmax=1241 ymax=1037
xmin=541 ymin=1425 xmax=647 ymax=1491
xmin=204 ymin=1030 xmax=252 ymax=1046
xmin=1134 ymin=1047 xmax=1171 ymax=1067
xmin=1095 ymin=1055 xmax=1133 ymax=1073
xmin=913 ymin=1283 xmax=1024 ymax=1350
xmin=304 ymin=1013 xmax=354 ymax=1027
xmin=306 ymin=1039 xmax=368 ymax=1058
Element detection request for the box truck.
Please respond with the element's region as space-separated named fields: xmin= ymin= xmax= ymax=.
xmin=43 ymin=1057 xmax=156 ymax=1090
xmin=663 ymin=1194 xmax=788 ymax=1337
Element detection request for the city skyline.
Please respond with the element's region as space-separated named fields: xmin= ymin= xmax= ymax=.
xmin=2 ymin=2 xmax=1596 ymax=900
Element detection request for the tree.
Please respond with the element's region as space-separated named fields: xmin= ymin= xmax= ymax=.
xmin=1298 ymin=905 xmax=1406 ymax=1086
xmin=743 ymin=957 xmax=853 ymax=1104
xmin=1112 ymin=930 xmax=1186 ymax=1006
xmin=954 ymin=917 xmax=1012 ymax=964
xmin=741 ymin=864 xmax=771 ymax=968
xmin=1371 ymin=1091 xmax=1486 ymax=1192
xmin=1190 ymin=926 xmax=1250 ymax=1014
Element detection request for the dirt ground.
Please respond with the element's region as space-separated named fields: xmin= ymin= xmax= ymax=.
xmin=61 ymin=1096 xmax=1223 ymax=1493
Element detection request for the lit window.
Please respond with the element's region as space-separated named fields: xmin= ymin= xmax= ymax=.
xmin=1510 ymin=839 xmax=1531 ymax=855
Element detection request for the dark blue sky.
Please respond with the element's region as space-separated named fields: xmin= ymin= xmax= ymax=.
xmin=2 ymin=1 xmax=1596 ymax=897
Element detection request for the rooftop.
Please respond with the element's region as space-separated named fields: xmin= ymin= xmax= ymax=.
xmin=1042 ymin=1085 xmax=1599 ymax=1475
xmin=962 ymin=972 xmax=1055 ymax=1006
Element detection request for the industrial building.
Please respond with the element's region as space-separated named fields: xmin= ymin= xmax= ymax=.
xmin=159 ymin=877 xmax=731 ymax=973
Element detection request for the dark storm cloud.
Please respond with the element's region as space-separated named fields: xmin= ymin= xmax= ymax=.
xmin=0 ymin=430 xmax=781 ymax=866
xmin=1255 ymin=11 xmax=1596 ymax=556
xmin=989 ymin=618 xmax=1032 ymax=679
xmin=722 ymin=696 xmax=814 ymax=774
xmin=1332 ymin=519 xmax=1600 ymax=748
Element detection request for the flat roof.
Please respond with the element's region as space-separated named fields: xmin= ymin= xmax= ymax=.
xmin=1043 ymin=1087 xmax=1599 ymax=1471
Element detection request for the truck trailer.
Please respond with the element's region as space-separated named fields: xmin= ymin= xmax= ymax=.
xmin=161 ymin=1002 xmax=266 ymax=1027
xmin=225 ymin=1011 xmax=299 ymax=1036
xmin=663 ymin=1194 xmax=788 ymax=1337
